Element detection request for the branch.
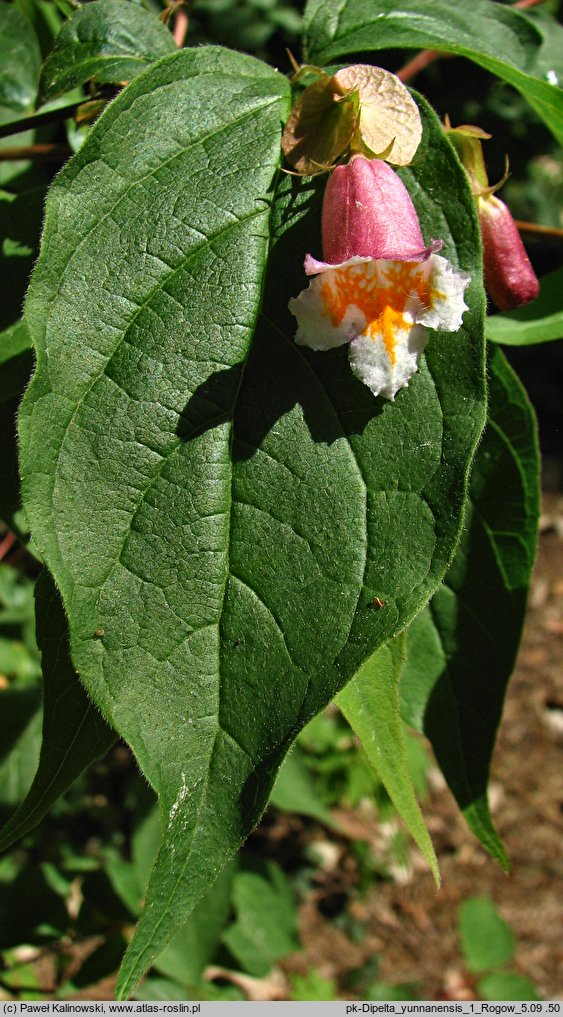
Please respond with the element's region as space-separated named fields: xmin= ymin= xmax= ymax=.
xmin=0 ymin=100 xmax=83 ymax=141
xmin=396 ymin=49 xmax=445 ymax=83
xmin=173 ymin=8 xmax=189 ymax=47
xmin=514 ymin=219 xmax=563 ymax=240
xmin=0 ymin=531 xmax=16 ymax=561
xmin=0 ymin=143 xmax=71 ymax=162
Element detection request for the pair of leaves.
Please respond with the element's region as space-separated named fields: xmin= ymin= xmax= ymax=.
xmin=303 ymin=0 xmax=563 ymax=144
xmin=400 ymin=346 xmax=539 ymax=866
xmin=17 ymin=42 xmax=486 ymax=997
xmin=0 ymin=0 xmax=177 ymax=147
xmin=337 ymin=347 xmax=539 ymax=875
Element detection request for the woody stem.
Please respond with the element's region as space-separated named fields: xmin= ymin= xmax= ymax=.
xmin=514 ymin=219 xmax=563 ymax=240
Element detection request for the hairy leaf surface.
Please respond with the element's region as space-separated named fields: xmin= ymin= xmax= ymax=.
xmin=303 ymin=0 xmax=563 ymax=143
xmin=19 ymin=56 xmax=485 ymax=994
xmin=400 ymin=347 xmax=539 ymax=864
xmin=40 ymin=0 xmax=177 ymax=102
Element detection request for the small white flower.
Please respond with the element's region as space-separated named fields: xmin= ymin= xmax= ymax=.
xmin=290 ymin=255 xmax=470 ymax=401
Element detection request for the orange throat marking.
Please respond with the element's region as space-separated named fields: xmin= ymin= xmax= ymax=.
xmin=320 ymin=262 xmax=436 ymax=364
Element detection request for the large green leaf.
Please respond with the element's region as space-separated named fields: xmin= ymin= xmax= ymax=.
xmin=0 ymin=571 xmax=116 ymax=854
xmin=400 ymin=347 xmax=539 ymax=865
xmin=303 ymin=0 xmax=563 ymax=144
xmin=0 ymin=5 xmax=41 ymax=113
xmin=486 ymin=268 xmax=563 ymax=346
xmin=40 ymin=0 xmax=177 ymax=102
xmin=19 ymin=49 xmax=485 ymax=997
xmin=336 ymin=634 xmax=439 ymax=883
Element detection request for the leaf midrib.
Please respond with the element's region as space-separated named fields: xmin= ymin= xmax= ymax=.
xmin=117 ymin=165 xmax=282 ymax=994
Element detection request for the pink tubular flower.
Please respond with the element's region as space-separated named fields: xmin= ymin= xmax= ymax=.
xmin=478 ymin=194 xmax=539 ymax=311
xmin=289 ymin=156 xmax=471 ymax=401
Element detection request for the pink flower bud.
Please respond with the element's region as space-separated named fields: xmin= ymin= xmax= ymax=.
xmin=320 ymin=155 xmax=442 ymax=265
xmin=478 ymin=194 xmax=539 ymax=311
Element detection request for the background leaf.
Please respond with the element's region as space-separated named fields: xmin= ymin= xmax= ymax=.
xmin=478 ymin=972 xmax=541 ymax=1002
xmin=0 ymin=5 xmax=41 ymax=113
xmin=400 ymin=347 xmax=540 ymax=865
xmin=0 ymin=186 xmax=48 ymax=532
xmin=19 ymin=58 xmax=485 ymax=997
xmin=12 ymin=0 xmax=66 ymax=62
xmin=303 ymin=0 xmax=563 ymax=144
xmin=152 ymin=861 xmax=235 ymax=990
xmin=0 ymin=187 xmax=48 ymax=334
xmin=223 ymin=862 xmax=299 ymax=978
xmin=486 ymin=268 xmax=563 ymax=346
xmin=458 ymin=896 xmax=514 ymax=973
xmin=270 ymin=743 xmax=335 ymax=826
xmin=0 ymin=687 xmax=42 ymax=827
xmin=336 ymin=634 xmax=439 ymax=883
xmin=0 ymin=562 xmax=40 ymax=683
xmin=0 ymin=571 xmax=116 ymax=853
xmin=0 ymin=324 xmax=33 ymax=534
xmin=39 ymin=0 xmax=177 ymax=102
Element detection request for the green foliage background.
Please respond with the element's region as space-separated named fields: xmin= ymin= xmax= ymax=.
xmin=0 ymin=0 xmax=560 ymax=1002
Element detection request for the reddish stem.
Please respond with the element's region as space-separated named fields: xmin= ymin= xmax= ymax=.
xmin=173 ymin=7 xmax=189 ymax=46
xmin=0 ymin=531 xmax=16 ymax=561
xmin=396 ymin=49 xmax=443 ymax=83
xmin=514 ymin=219 xmax=563 ymax=240
xmin=0 ymin=143 xmax=71 ymax=162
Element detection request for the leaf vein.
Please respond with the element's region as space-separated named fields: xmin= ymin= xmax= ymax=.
xmin=228 ymin=571 xmax=304 ymax=675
